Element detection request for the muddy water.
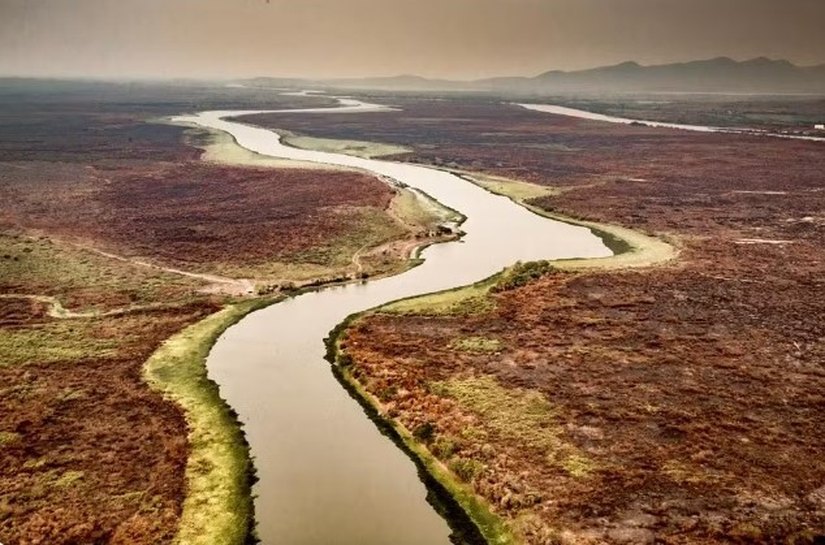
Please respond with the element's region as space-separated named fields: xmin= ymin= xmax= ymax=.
xmin=175 ymin=101 xmax=611 ymax=545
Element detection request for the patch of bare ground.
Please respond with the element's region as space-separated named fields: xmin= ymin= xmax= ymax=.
xmin=323 ymin=97 xmax=825 ymax=543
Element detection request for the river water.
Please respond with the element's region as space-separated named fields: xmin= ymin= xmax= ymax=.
xmin=174 ymin=99 xmax=611 ymax=545
xmin=517 ymin=102 xmax=825 ymax=142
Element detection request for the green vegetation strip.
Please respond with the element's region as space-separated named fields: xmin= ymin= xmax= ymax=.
xmin=432 ymin=375 xmax=593 ymax=478
xmin=281 ymin=133 xmax=412 ymax=159
xmin=379 ymin=261 xmax=556 ymax=318
xmin=455 ymin=173 xmax=677 ymax=269
xmin=144 ymin=297 xmax=278 ymax=545
xmin=379 ymin=274 xmax=499 ymax=316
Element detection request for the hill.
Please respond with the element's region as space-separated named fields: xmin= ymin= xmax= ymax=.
xmin=247 ymin=57 xmax=825 ymax=95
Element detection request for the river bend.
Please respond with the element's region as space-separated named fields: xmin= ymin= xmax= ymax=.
xmin=174 ymin=98 xmax=611 ymax=545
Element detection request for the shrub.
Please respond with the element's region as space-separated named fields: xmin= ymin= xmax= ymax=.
xmin=448 ymin=457 xmax=486 ymax=482
xmin=412 ymin=422 xmax=436 ymax=442
xmin=493 ymin=261 xmax=554 ymax=292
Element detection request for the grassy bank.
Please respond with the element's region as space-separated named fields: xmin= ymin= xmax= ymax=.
xmin=179 ymin=123 xmax=344 ymax=171
xmin=281 ymin=131 xmax=411 ymax=159
xmin=455 ymin=172 xmax=677 ymax=270
xmin=229 ymin=123 xmax=675 ymax=271
xmin=144 ymin=297 xmax=280 ymax=545
xmin=324 ymin=264 xmax=587 ymax=545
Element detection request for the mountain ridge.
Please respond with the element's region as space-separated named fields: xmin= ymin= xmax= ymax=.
xmin=245 ymin=57 xmax=825 ymax=95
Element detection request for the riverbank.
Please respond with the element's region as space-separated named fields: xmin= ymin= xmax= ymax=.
xmin=190 ymin=101 xmax=611 ymax=545
xmin=179 ymin=120 xmax=458 ymax=290
xmin=334 ymin=354 xmax=514 ymax=545
xmin=325 ymin=268 xmax=546 ymax=545
xmin=451 ymin=170 xmax=677 ymax=270
xmin=144 ymin=297 xmax=279 ymax=545
xmin=237 ymin=113 xmax=676 ymax=273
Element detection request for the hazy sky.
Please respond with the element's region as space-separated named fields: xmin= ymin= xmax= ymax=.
xmin=1 ymin=0 xmax=824 ymax=80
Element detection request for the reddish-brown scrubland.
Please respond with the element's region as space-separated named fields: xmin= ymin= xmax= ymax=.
xmin=0 ymin=301 xmax=219 ymax=544
xmin=280 ymin=98 xmax=825 ymax=543
xmin=0 ymin=88 xmax=410 ymax=545
xmin=1 ymin=160 xmax=395 ymax=272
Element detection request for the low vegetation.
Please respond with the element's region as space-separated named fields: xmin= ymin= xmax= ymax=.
xmin=323 ymin=96 xmax=825 ymax=543
xmin=431 ymin=375 xmax=591 ymax=476
xmin=0 ymin=83 xmax=445 ymax=545
xmin=0 ymin=215 xmax=224 ymax=544
xmin=380 ymin=276 xmax=498 ymax=316
xmin=450 ymin=336 xmax=502 ymax=353
xmin=279 ymin=131 xmax=412 ymax=159
xmin=458 ymin=172 xmax=557 ymax=202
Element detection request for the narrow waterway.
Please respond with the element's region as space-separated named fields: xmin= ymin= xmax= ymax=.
xmin=174 ymin=99 xmax=612 ymax=545
xmin=517 ymin=102 xmax=825 ymax=142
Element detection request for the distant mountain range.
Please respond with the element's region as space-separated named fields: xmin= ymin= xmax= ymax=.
xmin=245 ymin=57 xmax=825 ymax=95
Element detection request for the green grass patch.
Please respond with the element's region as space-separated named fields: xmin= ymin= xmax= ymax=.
xmin=144 ymin=297 xmax=279 ymax=545
xmin=380 ymin=275 xmax=498 ymax=316
xmin=431 ymin=375 xmax=593 ymax=477
xmin=182 ymin=125 xmax=339 ymax=171
xmin=450 ymin=336 xmax=502 ymax=353
xmin=448 ymin=456 xmax=487 ymax=482
xmin=460 ymin=172 xmax=558 ymax=202
xmin=0 ymin=320 xmax=119 ymax=367
xmin=493 ymin=261 xmax=555 ymax=292
xmin=0 ymin=431 xmax=21 ymax=446
xmin=378 ymin=260 xmax=558 ymax=318
xmin=561 ymin=454 xmax=595 ymax=478
xmin=0 ymin=233 xmax=201 ymax=312
xmin=282 ymin=133 xmax=411 ymax=159
xmin=54 ymin=470 xmax=85 ymax=488
xmin=390 ymin=188 xmax=450 ymax=230
xmin=430 ymin=375 xmax=560 ymax=452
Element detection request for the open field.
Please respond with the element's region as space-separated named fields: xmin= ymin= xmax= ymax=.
xmin=0 ymin=82 xmax=444 ymax=545
xmin=4 ymin=82 xmax=824 ymax=544
xmin=288 ymin=96 xmax=825 ymax=543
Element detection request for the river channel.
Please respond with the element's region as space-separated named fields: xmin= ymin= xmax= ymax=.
xmin=175 ymin=98 xmax=612 ymax=545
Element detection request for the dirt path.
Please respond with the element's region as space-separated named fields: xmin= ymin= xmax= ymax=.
xmin=0 ymin=293 xmax=179 ymax=319
xmin=82 ymin=246 xmax=256 ymax=296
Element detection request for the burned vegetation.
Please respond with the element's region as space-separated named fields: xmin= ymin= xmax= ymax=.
xmin=293 ymin=97 xmax=825 ymax=543
xmin=0 ymin=84 xmax=421 ymax=544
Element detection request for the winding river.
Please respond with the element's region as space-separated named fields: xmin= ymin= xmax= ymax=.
xmin=174 ymin=99 xmax=611 ymax=545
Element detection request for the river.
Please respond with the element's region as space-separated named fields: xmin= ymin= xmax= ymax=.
xmin=174 ymin=98 xmax=611 ymax=545
xmin=517 ymin=103 xmax=825 ymax=142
